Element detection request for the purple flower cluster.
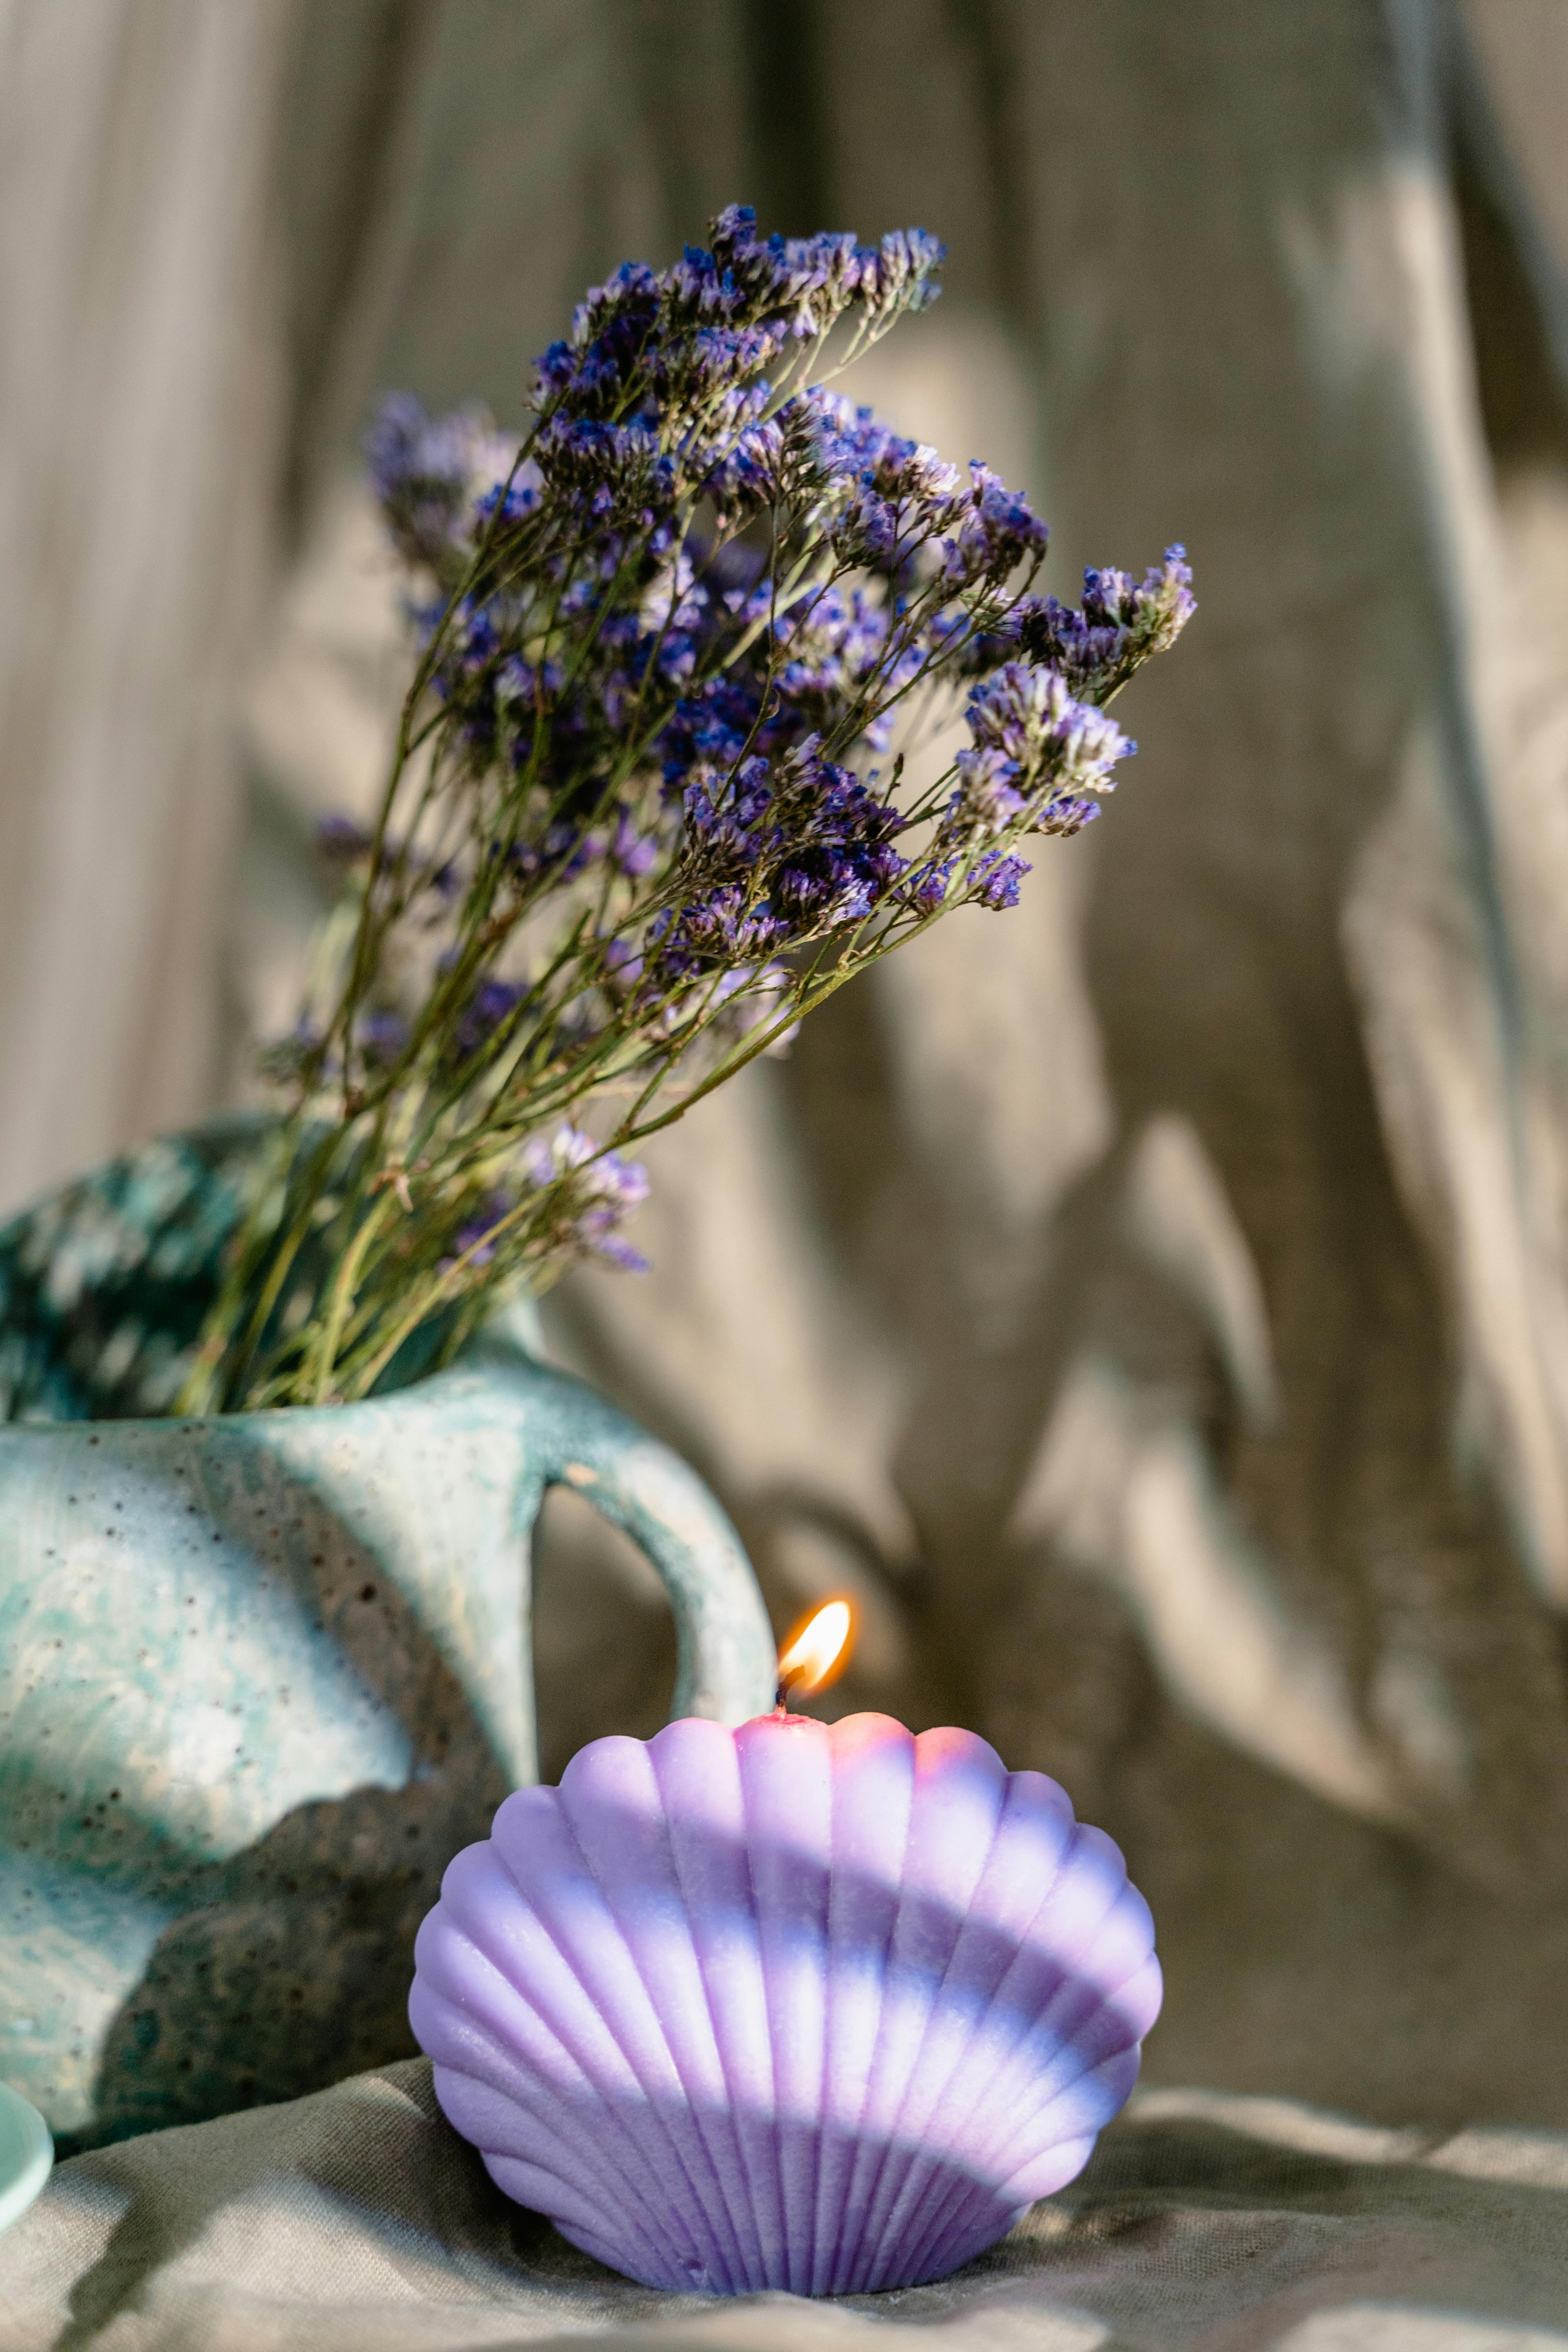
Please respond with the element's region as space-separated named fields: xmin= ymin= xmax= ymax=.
xmin=296 ymin=204 xmax=1195 ymax=1359
xmin=1010 ymin=546 xmax=1195 ymax=700
xmin=900 ymin=847 xmax=1035 ymax=916
xmin=439 ymin=1125 xmax=651 ymax=1281
xmin=941 ymin=466 xmax=1052 ymax=587
xmin=355 ymin=227 xmax=1190 ymax=1014
xmin=547 ymin=208 xmax=942 ymax=405
xmin=648 ymin=736 xmax=908 ymax=981
xmin=949 ymin=661 xmax=1136 ymax=844
xmin=361 ymin=206 xmax=1050 ymax=952
xmin=454 ymin=977 xmax=530 ymax=1059
xmin=534 ymin=414 xmax=675 ymax=528
xmin=521 ymin=208 xmax=942 ymax=537
xmin=357 ymin=1009 xmax=411 ymax=1066
xmin=366 ymin=395 xmax=522 ymax=572
xmin=522 ymin=1124 xmax=651 ymax=1272
xmin=203 ymin=204 xmax=1202 ymax=1415
xmin=443 ymin=1192 xmax=513 ymax=1271
xmin=806 ymin=392 xmax=1048 ymax=587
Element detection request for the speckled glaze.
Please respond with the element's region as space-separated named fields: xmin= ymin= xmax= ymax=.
xmin=0 ymin=1124 xmax=775 ymax=2145
xmin=411 ymin=1714 xmax=1162 ymax=2294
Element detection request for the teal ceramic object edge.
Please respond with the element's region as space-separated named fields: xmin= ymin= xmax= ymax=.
xmin=0 ymin=1122 xmax=777 ymax=2146
xmin=0 ymin=2082 xmax=52 ymax=2232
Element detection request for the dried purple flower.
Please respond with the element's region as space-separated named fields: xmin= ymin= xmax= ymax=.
xmin=193 ymin=206 xmax=1193 ymax=1412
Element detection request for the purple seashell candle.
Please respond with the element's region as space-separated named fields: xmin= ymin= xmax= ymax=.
xmin=409 ymin=1696 xmax=1161 ymax=2294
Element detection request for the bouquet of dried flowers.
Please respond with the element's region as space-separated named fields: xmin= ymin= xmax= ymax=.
xmin=182 ymin=206 xmax=1192 ymax=1414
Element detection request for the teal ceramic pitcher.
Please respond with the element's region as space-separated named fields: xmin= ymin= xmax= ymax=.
xmin=0 ymin=1122 xmax=775 ymax=2146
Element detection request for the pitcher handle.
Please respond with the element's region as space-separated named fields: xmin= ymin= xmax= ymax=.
xmin=477 ymin=1340 xmax=777 ymax=1727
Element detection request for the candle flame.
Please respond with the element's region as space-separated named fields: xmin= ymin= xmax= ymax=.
xmin=776 ymin=1598 xmax=855 ymax=1703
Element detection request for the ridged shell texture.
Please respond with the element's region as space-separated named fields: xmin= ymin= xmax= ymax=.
xmin=410 ymin=1713 xmax=1160 ymax=2294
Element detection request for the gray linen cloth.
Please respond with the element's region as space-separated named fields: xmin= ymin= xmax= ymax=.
xmin=6 ymin=2062 xmax=1568 ymax=2351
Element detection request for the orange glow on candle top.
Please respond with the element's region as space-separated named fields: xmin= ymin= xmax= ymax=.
xmin=775 ymin=1598 xmax=855 ymax=1706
